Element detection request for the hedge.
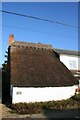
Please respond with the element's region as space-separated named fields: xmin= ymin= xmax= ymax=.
xmin=10 ymin=94 xmax=80 ymax=114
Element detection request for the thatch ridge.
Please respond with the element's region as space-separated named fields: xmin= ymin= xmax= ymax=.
xmin=11 ymin=41 xmax=53 ymax=50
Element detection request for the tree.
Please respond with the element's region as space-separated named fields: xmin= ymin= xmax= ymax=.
xmin=2 ymin=51 xmax=8 ymax=72
xmin=2 ymin=50 xmax=10 ymax=103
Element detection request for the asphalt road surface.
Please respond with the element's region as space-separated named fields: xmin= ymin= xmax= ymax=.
xmin=2 ymin=108 xmax=80 ymax=120
xmin=31 ymin=108 xmax=80 ymax=118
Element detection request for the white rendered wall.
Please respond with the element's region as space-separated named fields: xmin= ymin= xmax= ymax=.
xmin=12 ymin=86 xmax=77 ymax=103
xmin=60 ymin=54 xmax=80 ymax=70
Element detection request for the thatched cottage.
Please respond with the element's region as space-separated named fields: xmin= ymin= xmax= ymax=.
xmin=8 ymin=35 xmax=78 ymax=103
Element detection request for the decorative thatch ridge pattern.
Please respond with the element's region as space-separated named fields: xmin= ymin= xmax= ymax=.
xmin=9 ymin=41 xmax=78 ymax=87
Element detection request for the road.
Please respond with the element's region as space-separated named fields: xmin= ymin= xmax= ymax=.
xmin=31 ymin=109 xmax=80 ymax=118
xmin=2 ymin=108 xmax=80 ymax=119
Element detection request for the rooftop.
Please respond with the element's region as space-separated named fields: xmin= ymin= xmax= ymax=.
xmin=11 ymin=41 xmax=53 ymax=50
xmin=54 ymin=48 xmax=80 ymax=56
xmin=8 ymin=41 xmax=78 ymax=87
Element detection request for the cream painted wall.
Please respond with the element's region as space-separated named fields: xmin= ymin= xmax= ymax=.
xmin=12 ymin=86 xmax=77 ymax=103
xmin=60 ymin=54 xmax=80 ymax=70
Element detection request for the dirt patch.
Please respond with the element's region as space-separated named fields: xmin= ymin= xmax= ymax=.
xmin=0 ymin=103 xmax=31 ymax=118
xmin=0 ymin=103 xmax=2 ymax=119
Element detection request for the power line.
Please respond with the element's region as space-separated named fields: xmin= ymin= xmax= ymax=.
xmin=0 ymin=24 xmax=77 ymax=39
xmin=0 ymin=10 xmax=79 ymax=29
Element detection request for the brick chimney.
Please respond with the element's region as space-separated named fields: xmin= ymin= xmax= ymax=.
xmin=8 ymin=34 xmax=14 ymax=46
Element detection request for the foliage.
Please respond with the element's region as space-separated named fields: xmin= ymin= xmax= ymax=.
xmin=70 ymin=94 xmax=80 ymax=101
xmin=2 ymin=50 xmax=10 ymax=103
xmin=2 ymin=50 xmax=8 ymax=72
xmin=11 ymin=102 xmax=42 ymax=114
xmin=10 ymin=97 xmax=80 ymax=114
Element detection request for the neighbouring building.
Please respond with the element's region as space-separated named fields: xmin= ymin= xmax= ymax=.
xmin=7 ymin=35 xmax=78 ymax=103
xmin=54 ymin=48 xmax=80 ymax=80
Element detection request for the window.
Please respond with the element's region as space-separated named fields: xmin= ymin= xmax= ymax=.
xmin=16 ymin=91 xmax=22 ymax=95
xmin=69 ymin=60 xmax=76 ymax=69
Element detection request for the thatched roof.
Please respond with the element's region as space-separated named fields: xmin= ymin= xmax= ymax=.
xmin=9 ymin=41 xmax=78 ymax=87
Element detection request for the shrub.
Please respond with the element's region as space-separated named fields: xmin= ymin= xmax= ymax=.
xmin=10 ymin=97 xmax=80 ymax=114
xmin=70 ymin=94 xmax=80 ymax=101
xmin=11 ymin=102 xmax=42 ymax=114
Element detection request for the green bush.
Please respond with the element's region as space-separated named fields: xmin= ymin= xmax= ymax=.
xmin=10 ymin=97 xmax=80 ymax=114
xmin=70 ymin=94 xmax=80 ymax=101
xmin=11 ymin=102 xmax=42 ymax=114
